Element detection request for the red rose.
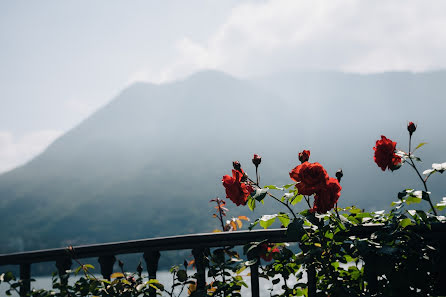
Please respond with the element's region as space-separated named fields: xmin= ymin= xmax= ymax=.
xmin=373 ymin=135 xmax=401 ymax=171
xmin=289 ymin=162 xmax=329 ymax=195
xmin=258 ymin=243 xmax=280 ymax=261
xmin=312 ymin=178 xmax=342 ymax=214
xmin=298 ymin=150 xmax=310 ymax=163
xmin=222 ymin=169 xmax=251 ymax=206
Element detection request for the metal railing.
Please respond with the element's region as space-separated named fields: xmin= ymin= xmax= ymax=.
xmin=1 ymin=225 xmax=446 ymax=297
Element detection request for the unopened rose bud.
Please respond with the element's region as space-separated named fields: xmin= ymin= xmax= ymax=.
xmin=298 ymin=150 xmax=310 ymax=163
xmin=232 ymin=161 xmax=241 ymax=171
xmin=252 ymin=154 xmax=262 ymax=167
xmin=407 ymin=122 xmax=416 ymax=135
xmin=336 ymin=169 xmax=343 ymax=182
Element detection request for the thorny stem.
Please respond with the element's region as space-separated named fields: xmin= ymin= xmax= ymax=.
xmin=408 ymin=134 xmax=438 ymax=216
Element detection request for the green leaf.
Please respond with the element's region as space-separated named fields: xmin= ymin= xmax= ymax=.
xmin=435 ymin=197 xmax=446 ymax=211
xmin=259 ymin=214 xmax=277 ymax=229
xmin=324 ymin=230 xmax=334 ymax=239
xmin=283 ymin=183 xmax=295 ymax=189
xmin=277 ymin=213 xmax=291 ymax=227
xmin=83 ymin=264 xmax=95 ymax=270
xmin=247 ymin=197 xmax=256 ymax=211
xmin=290 ymin=194 xmax=303 ymax=206
xmin=177 ymin=269 xmax=187 ymax=282
xmin=3 ymin=272 xmax=14 ymax=282
xmin=264 ymin=185 xmax=283 ymax=190
xmin=414 ymin=142 xmax=428 ymax=151
xmin=286 ymin=218 xmax=304 ymax=240
xmin=252 ymin=189 xmax=268 ymax=202
xmin=399 ymin=218 xmax=413 ymax=228
xmin=349 ymin=207 xmax=362 ymax=214
xmin=405 ymin=196 xmax=422 ymax=205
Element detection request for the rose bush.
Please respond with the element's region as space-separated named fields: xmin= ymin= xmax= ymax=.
xmin=2 ymin=122 xmax=445 ymax=297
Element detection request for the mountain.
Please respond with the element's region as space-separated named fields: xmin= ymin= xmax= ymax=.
xmin=1 ymin=70 xmax=445 ymax=258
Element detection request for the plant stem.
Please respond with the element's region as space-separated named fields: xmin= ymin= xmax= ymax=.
xmin=334 ymin=203 xmax=341 ymax=220
xmin=255 ymin=167 xmax=259 ymax=186
xmin=247 ymin=177 xmax=297 ymax=219
xmin=216 ymin=199 xmax=226 ymax=232
xmin=408 ymin=134 xmax=438 ymax=215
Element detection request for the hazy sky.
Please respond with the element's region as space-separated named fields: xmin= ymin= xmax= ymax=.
xmin=1 ymin=0 xmax=446 ymax=173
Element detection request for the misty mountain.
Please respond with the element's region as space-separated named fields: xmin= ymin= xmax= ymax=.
xmin=1 ymin=70 xmax=445 ymax=257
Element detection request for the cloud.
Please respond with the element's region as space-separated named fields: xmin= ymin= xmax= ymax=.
xmin=150 ymin=0 xmax=446 ymax=82
xmin=0 ymin=130 xmax=62 ymax=173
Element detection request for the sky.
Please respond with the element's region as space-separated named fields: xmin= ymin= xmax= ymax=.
xmin=1 ymin=0 xmax=446 ymax=173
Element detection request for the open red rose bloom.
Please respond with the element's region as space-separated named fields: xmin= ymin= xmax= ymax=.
xmin=373 ymin=135 xmax=401 ymax=171
xmin=289 ymin=162 xmax=341 ymax=214
xmin=222 ymin=169 xmax=252 ymax=206
xmin=289 ymin=162 xmax=329 ymax=195
xmin=313 ymin=177 xmax=342 ymax=213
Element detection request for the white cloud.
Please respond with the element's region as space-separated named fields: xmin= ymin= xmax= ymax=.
xmin=147 ymin=0 xmax=446 ymax=82
xmin=0 ymin=130 xmax=62 ymax=174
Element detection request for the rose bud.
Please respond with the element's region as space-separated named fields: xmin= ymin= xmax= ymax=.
xmin=252 ymin=154 xmax=262 ymax=167
xmin=232 ymin=161 xmax=242 ymax=171
xmin=298 ymin=150 xmax=310 ymax=163
xmin=407 ymin=122 xmax=416 ymax=135
xmin=118 ymin=260 xmax=124 ymax=269
xmin=336 ymin=169 xmax=343 ymax=182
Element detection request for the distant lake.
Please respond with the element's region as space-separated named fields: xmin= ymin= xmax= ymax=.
xmin=0 ymin=270 xmax=304 ymax=296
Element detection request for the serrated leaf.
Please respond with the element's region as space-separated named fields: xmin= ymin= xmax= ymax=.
xmin=259 ymin=214 xmax=277 ymax=229
xmin=406 ymin=196 xmax=422 ymax=205
xmin=290 ymin=194 xmax=303 ymax=205
xmin=277 ymin=213 xmax=291 ymax=227
xmin=283 ymin=183 xmax=295 ymax=189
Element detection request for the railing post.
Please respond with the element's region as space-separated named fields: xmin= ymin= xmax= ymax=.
xmin=307 ymin=264 xmax=316 ymax=297
xmin=143 ymin=250 xmax=161 ymax=297
xmin=192 ymin=248 xmax=207 ymax=296
xmin=247 ymin=251 xmax=260 ymax=297
xmin=56 ymin=256 xmax=72 ymax=286
xmin=98 ymin=255 xmax=116 ymax=280
xmin=19 ymin=263 xmax=31 ymax=297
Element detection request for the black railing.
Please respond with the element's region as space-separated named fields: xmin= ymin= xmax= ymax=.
xmin=1 ymin=225 xmax=446 ymax=297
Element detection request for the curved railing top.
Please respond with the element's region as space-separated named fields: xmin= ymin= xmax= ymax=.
xmin=0 ymin=229 xmax=288 ymax=265
xmin=2 ymin=223 xmax=446 ymax=266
